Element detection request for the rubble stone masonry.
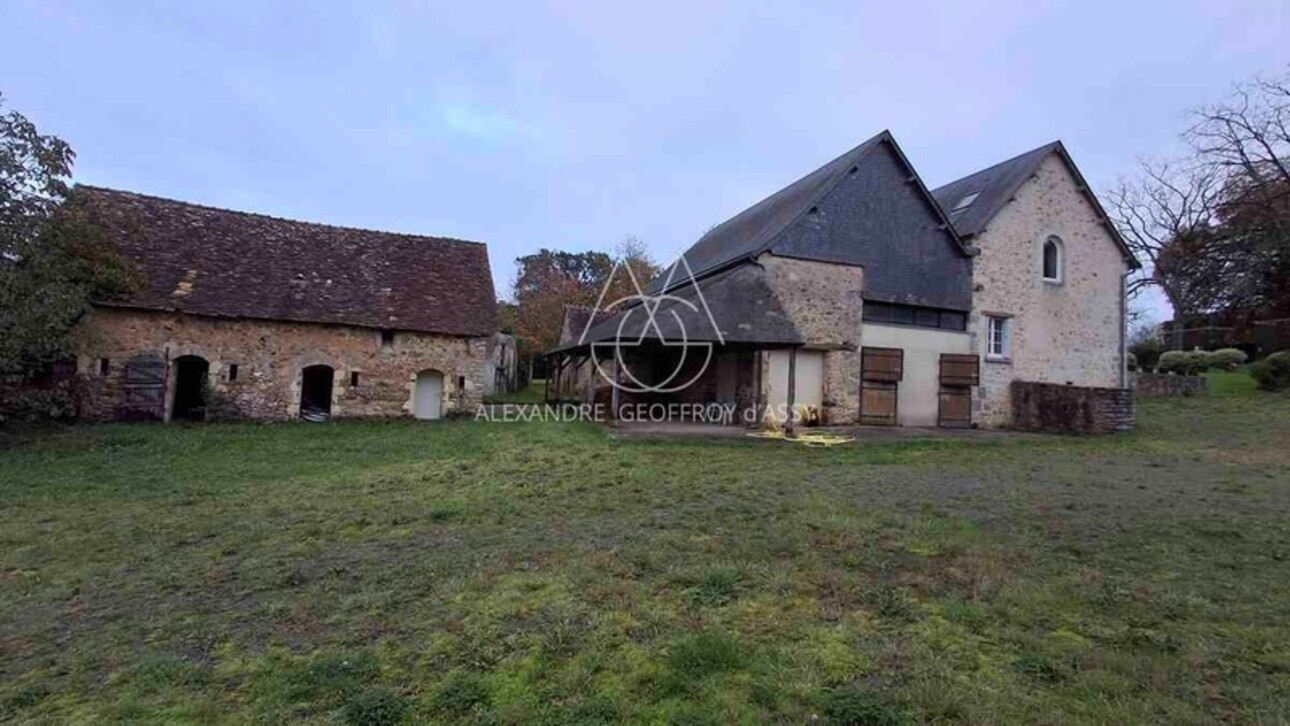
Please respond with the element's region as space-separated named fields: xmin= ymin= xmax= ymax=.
xmin=759 ymin=254 xmax=864 ymax=424
xmin=968 ymin=153 xmax=1130 ymax=427
xmin=71 ymin=307 xmax=489 ymax=421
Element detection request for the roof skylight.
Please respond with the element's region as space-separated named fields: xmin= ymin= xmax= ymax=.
xmin=951 ymin=191 xmax=981 ymax=214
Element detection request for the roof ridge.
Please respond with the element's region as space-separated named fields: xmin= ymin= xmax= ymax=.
xmin=660 ymin=130 xmax=891 ymax=290
xmin=74 ymin=184 xmax=488 ymax=247
xmin=931 ymin=140 xmax=1061 ymax=193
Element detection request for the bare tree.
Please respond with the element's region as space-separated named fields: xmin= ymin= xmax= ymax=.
xmin=1187 ymin=72 xmax=1290 ymax=317
xmin=1106 ymin=159 xmax=1224 ymax=348
xmin=1107 ymin=70 xmax=1290 ymax=346
xmin=1188 ymin=74 xmax=1290 ymax=191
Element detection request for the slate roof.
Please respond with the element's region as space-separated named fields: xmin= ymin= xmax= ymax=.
xmin=931 ymin=141 xmax=1140 ymax=268
xmin=645 ymin=130 xmax=970 ymax=295
xmin=650 ymin=133 xmax=885 ymax=291
xmin=76 ymin=185 xmax=498 ymax=336
xmin=550 ymin=263 xmax=803 ymax=354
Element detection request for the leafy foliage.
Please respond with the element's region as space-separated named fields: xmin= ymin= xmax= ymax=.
xmin=0 ymin=93 xmax=141 ymax=375
xmin=1251 ymin=350 xmax=1290 ymax=391
xmin=509 ymin=238 xmax=659 ymax=360
xmin=1209 ymin=347 xmax=1248 ymax=371
xmin=1158 ymin=349 xmax=1214 ymax=375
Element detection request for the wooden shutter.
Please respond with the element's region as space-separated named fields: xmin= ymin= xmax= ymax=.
xmin=862 ymin=347 xmax=904 ymax=382
xmin=939 ymin=354 xmax=980 ymax=386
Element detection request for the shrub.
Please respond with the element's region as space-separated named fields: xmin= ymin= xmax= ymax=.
xmin=1158 ymin=350 xmax=1212 ymax=375
xmin=1209 ymin=348 xmax=1248 ymax=371
xmin=1251 ymin=351 xmax=1290 ymax=391
xmin=1129 ymin=337 xmax=1164 ymax=371
xmin=1187 ymin=350 xmax=1215 ymax=374
xmin=1126 ymin=352 xmax=1138 ymax=372
xmin=1157 ymin=350 xmax=1187 ymax=375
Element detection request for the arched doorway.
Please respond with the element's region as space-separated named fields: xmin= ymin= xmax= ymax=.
xmin=171 ymin=355 xmax=210 ymax=421
xmin=300 ymin=365 xmax=334 ymax=420
xmin=413 ymin=369 xmax=443 ymax=420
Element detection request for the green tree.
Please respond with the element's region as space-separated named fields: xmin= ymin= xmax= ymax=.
xmin=509 ymin=240 xmax=660 ymax=362
xmin=0 ymin=93 xmax=140 ymax=374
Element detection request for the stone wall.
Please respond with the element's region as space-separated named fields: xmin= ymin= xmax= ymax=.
xmin=969 ymin=153 xmax=1130 ymax=427
xmin=759 ymin=254 xmax=864 ymax=424
xmin=1133 ymin=372 xmax=1207 ymax=397
xmin=71 ymin=306 xmax=490 ymax=421
xmin=1011 ymin=381 xmax=1135 ymax=434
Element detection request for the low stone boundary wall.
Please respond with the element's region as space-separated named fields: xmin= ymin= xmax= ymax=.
xmin=1133 ymin=372 xmax=1207 ymax=397
xmin=1011 ymin=381 xmax=1135 ymax=435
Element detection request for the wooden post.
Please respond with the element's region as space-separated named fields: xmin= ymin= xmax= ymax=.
xmin=611 ymin=356 xmax=621 ymax=421
xmin=544 ymin=356 xmax=553 ymax=403
xmin=785 ymin=347 xmax=797 ymax=436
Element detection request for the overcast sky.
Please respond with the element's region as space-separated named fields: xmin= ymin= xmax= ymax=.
xmin=4 ymin=1 xmax=1287 ymax=322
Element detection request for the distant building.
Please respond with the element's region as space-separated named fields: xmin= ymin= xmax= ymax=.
xmin=68 ymin=186 xmax=499 ymax=421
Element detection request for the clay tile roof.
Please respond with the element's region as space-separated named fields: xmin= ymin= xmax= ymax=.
xmin=76 ymin=185 xmax=498 ymax=336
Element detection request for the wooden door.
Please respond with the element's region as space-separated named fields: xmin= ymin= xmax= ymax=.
xmin=861 ymin=347 xmax=903 ymax=426
xmin=119 ymin=354 xmax=166 ymax=421
xmin=414 ymin=369 xmax=443 ymax=420
xmin=937 ymin=354 xmax=979 ymax=428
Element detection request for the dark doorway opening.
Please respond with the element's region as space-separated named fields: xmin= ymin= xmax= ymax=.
xmin=300 ymin=365 xmax=334 ymax=420
xmin=172 ymin=355 xmax=210 ymax=421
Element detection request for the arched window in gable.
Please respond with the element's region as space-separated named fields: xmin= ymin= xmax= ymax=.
xmin=1042 ymin=235 xmax=1064 ymax=283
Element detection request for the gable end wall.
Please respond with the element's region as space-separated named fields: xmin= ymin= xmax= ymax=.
xmin=969 ymin=153 xmax=1128 ymax=427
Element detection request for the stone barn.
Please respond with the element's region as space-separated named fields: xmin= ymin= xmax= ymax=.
xmin=69 ymin=186 xmax=498 ymax=422
xmin=549 ymin=131 xmax=1139 ymax=431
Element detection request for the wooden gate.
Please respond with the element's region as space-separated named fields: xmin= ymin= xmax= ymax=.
xmin=937 ymin=354 xmax=979 ymax=428
xmin=119 ymin=354 xmax=166 ymax=421
xmin=860 ymin=347 xmax=903 ymax=426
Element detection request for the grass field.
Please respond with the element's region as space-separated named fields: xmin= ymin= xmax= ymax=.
xmin=2 ymin=386 xmax=1290 ymax=724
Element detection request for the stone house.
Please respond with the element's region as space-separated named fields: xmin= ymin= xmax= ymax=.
xmin=932 ymin=142 xmax=1139 ymax=427
xmin=548 ymin=131 xmax=1138 ymax=430
xmin=69 ymin=186 xmax=499 ymax=422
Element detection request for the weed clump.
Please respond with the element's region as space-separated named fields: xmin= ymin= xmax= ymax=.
xmin=817 ymin=685 xmax=909 ymax=726
xmin=341 ymin=687 xmax=410 ymax=726
xmin=432 ymin=670 xmax=490 ymax=715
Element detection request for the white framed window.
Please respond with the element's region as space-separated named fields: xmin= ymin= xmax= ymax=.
xmin=1042 ymin=235 xmax=1063 ymax=283
xmin=986 ymin=315 xmax=1011 ymax=360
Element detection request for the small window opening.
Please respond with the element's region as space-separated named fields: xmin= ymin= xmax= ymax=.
xmin=228 ymin=364 xmax=239 ymax=382
xmin=987 ymin=316 xmax=1011 ymax=360
xmin=807 ymin=206 xmax=819 ymax=215
xmin=380 ymin=329 xmax=395 ymax=347
xmin=457 ymin=375 xmax=466 ymax=390
xmin=98 ymin=358 xmax=110 ymax=376
xmin=350 ymin=371 xmax=360 ymax=387
xmin=848 ymin=165 xmax=859 ymax=175
xmin=1042 ymin=236 xmax=1063 ymax=282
